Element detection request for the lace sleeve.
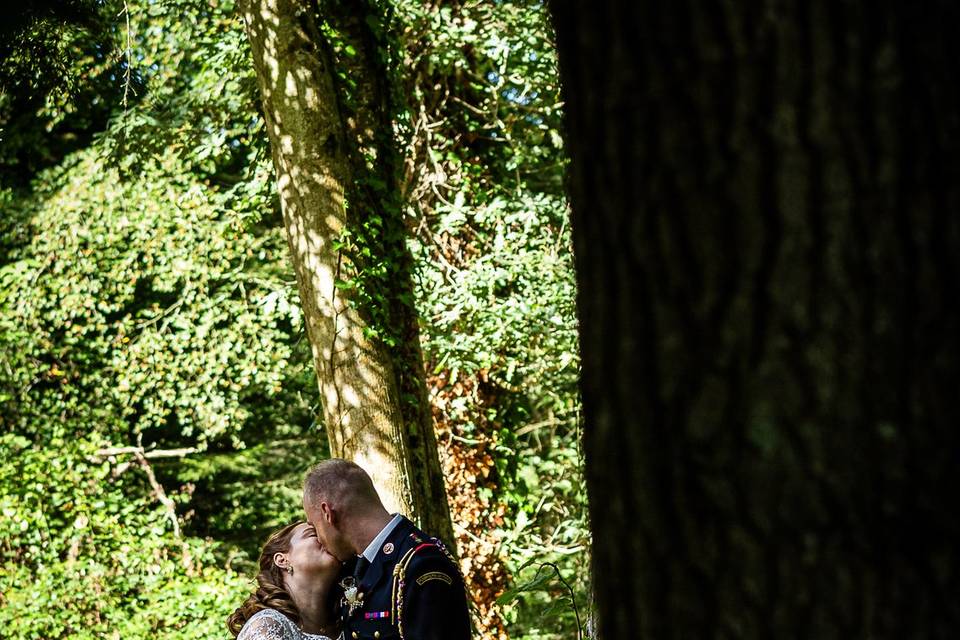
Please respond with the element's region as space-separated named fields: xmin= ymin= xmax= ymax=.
xmin=237 ymin=609 xmax=298 ymax=640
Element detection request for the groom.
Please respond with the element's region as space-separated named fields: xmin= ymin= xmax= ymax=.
xmin=303 ymin=459 xmax=472 ymax=640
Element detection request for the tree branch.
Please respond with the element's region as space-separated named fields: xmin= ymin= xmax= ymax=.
xmin=93 ymin=446 xmax=197 ymax=459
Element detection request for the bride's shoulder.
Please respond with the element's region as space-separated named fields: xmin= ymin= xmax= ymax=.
xmin=237 ymin=608 xmax=298 ymax=640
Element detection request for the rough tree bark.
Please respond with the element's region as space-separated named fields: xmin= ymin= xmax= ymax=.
xmin=552 ymin=1 xmax=960 ymax=638
xmin=239 ymin=0 xmax=453 ymax=544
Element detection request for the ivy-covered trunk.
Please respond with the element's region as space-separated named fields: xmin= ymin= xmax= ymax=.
xmin=552 ymin=1 xmax=960 ymax=637
xmin=239 ymin=0 xmax=453 ymax=545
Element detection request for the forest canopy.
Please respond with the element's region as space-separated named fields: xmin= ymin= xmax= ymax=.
xmin=0 ymin=1 xmax=584 ymax=638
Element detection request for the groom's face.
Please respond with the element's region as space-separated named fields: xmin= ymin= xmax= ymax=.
xmin=304 ymin=494 xmax=351 ymax=562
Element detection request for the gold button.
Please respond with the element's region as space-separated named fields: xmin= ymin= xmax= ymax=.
xmin=351 ymin=633 xmax=358 ymax=639
xmin=374 ymin=633 xmax=380 ymax=639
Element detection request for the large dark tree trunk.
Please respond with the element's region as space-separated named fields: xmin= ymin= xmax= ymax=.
xmin=551 ymin=2 xmax=960 ymax=638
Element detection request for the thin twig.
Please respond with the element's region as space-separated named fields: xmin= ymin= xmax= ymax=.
xmin=132 ymin=451 xmax=180 ymax=539
xmin=532 ymin=562 xmax=583 ymax=640
xmin=93 ymin=446 xmax=198 ymax=459
xmin=121 ymin=0 xmax=132 ymax=113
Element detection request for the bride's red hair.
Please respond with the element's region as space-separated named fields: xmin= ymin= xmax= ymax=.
xmin=227 ymin=521 xmax=304 ymax=636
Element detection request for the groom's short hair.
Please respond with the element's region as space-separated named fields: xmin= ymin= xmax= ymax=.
xmin=304 ymin=458 xmax=381 ymax=512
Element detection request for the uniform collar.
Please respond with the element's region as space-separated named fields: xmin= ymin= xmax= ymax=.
xmin=355 ymin=516 xmax=415 ymax=597
xmin=361 ymin=513 xmax=404 ymax=563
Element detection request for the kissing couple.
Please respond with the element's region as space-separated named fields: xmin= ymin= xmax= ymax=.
xmin=227 ymin=458 xmax=472 ymax=640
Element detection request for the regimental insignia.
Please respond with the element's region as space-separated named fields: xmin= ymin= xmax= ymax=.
xmin=383 ymin=542 xmax=395 ymax=555
xmin=415 ymin=571 xmax=453 ymax=586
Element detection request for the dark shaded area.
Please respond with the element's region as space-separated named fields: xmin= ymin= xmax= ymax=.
xmin=552 ymin=1 xmax=960 ymax=637
xmin=0 ymin=0 xmax=124 ymax=189
xmin=162 ymin=436 xmax=324 ymax=566
xmin=1 ymin=0 xmax=100 ymax=39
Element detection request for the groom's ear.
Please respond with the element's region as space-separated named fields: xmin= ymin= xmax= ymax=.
xmin=319 ymin=501 xmax=335 ymax=524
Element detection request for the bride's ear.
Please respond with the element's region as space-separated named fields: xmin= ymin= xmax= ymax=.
xmin=273 ymin=552 xmax=288 ymax=569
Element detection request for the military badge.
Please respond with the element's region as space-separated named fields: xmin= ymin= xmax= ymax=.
xmin=339 ymin=576 xmax=364 ymax=615
xmin=383 ymin=542 xmax=394 ymax=555
xmin=416 ymin=571 xmax=453 ymax=586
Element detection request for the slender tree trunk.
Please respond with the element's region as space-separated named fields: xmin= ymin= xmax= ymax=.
xmin=552 ymin=1 xmax=960 ymax=638
xmin=239 ymin=0 xmax=453 ymax=544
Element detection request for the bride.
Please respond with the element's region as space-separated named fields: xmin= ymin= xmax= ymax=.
xmin=228 ymin=521 xmax=343 ymax=639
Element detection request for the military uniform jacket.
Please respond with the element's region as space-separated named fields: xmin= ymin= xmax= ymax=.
xmin=339 ymin=516 xmax=471 ymax=640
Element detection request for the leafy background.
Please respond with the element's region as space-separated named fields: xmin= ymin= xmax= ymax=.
xmin=0 ymin=1 xmax=587 ymax=638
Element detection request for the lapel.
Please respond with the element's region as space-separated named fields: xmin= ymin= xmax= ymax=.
xmin=343 ymin=555 xmax=360 ymax=577
xmin=358 ymin=516 xmax=415 ymax=595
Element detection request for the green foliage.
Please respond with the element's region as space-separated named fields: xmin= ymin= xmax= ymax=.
xmin=0 ymin=2 xmax=318 ymax=637
xmin=416 ymin=193 xmax=577 ymax=397
xmin=396 ymin=2 xmax=588 ymax=636
xmin=497 ymin=561 xmax=584 ymax=640
xmin=3 ymin=151 xmax=292 ymax=443
xmin=0 ymin=147 xmax=317 ymax=636
xmin=412 ymin=192 xmax=588 ymax=636
xmin=0 ymin=1 xmax=586 ymax=639
xmin=0 ymin=434 xmax=250 ymax=638
xmin=393 ymin=0 xmax=566 ymax=199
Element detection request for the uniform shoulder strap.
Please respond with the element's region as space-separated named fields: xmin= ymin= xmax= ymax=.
xmin=391 ymin=534 xmax=453 ymax=640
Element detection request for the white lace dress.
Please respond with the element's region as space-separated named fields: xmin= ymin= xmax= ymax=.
xmin=237 ymin=608 xmax=337 ymax=640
